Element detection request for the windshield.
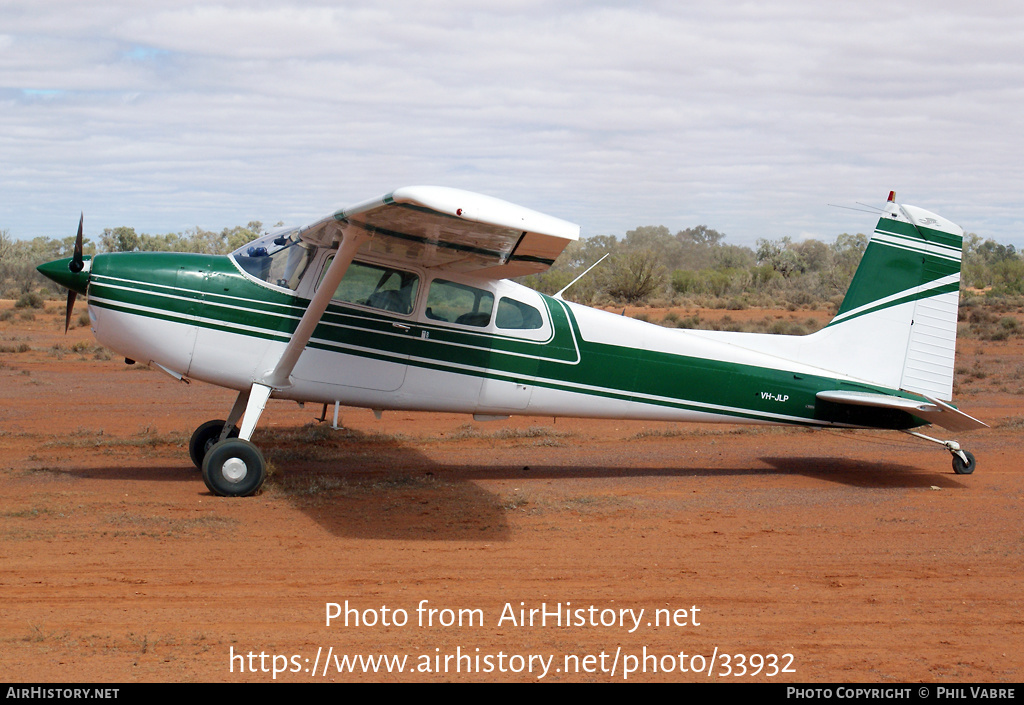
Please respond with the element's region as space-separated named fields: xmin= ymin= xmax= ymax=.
xmin=232 ymin=228 xmax=315 ymax=291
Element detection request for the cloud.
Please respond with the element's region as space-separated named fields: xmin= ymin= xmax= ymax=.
xmin=2 ymin=1 xmax=1022 ymax=247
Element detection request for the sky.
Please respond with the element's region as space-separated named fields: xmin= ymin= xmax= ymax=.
xmin=2 ymin=1 xmax=1023 ymax=249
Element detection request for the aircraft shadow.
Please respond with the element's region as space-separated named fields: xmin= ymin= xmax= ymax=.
xmin=273 ymin=452 xmax=966 ymax=538
xmin=428 ymin=456 xmax=960 ymax=488
xmin=758 ymin=456 xmax=967 ymax=489
xmin=32 ymin=435 xmax=966 ymax=542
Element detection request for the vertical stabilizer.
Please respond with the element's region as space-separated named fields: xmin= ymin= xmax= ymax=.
xmin=821 ymin=194 xmax=964 ymax=400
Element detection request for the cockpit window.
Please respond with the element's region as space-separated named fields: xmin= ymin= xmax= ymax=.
xmin=232 ymin=228 xmax=315 ymax=291
xmin=320 ymin=257 xmax=419 ymax=315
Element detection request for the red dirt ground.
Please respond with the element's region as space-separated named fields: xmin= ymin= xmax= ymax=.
xmin=1 ymin=301 xmax=1022 ymax=683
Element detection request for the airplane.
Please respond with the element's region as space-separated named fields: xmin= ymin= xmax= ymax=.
xmin=36 ymin=186 xmax=987 ymax=497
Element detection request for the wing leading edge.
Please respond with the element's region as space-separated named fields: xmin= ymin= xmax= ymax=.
xmin=297 ymin=186 xmax=580 ymax=278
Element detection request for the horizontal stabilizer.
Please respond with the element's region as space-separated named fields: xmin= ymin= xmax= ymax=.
xmin=816 ymin=391 xmax=988 ymax=433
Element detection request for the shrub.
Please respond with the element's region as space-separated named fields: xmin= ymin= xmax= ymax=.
xmin=14 ymin=291 xmax=44 ymax=309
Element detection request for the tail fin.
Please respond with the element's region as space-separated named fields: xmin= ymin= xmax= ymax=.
xmin=814 ymin=192 xmax=964 ymax=400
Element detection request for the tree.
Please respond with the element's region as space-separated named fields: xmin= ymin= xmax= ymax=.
xmin=826 ymin=233 xmax=868 ymax=290
xmin=679 ymin=224 xmax=725 ymax=246
xmin=558 ymin=234 xmax=618 ymax=270
xmin=712 ymin=244 xmax=756 ymax=270
xmin=0 ymin=228 xmax=12 ymax=263
xmin=756 ymin=237 xmax=804 ymax=278
xmin=791 ymin=239 xmax=830 ymax=272
xmin=223 ymin=221 xmax=263 ymax=252
xmin=100 ymin=226 xmax=140 ymax=252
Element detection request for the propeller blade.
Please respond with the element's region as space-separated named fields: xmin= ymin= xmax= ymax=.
xmin=64 ymin=290 xmax=77 ymax=334
xmin=69 ymin=213 xmax=84 ymax=274
xmin=64 ymin=214 xmax=84 ymax=332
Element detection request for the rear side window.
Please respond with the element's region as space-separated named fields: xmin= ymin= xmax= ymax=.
xmin=495 ymin=297 xmax=543 ymax=330
xmin=425 ymin=279 xmax=494 ymax=327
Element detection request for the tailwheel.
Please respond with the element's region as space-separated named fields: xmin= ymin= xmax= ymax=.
xmin=189 ymin=419 xmax=240 ymax=470
xmin=952 ymin=450 xmax=976 ymax=475
xmin=201 ymin=438 xmax=267 ymax=497
xmin=904 ymin=431 xmax=978 ymax=475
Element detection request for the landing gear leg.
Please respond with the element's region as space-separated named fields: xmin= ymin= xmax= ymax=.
xmin=187 ymin=390 xmax=250 ymax=470
xmin=904 ymin=430 xmax=977 ymax=475
xmin=201 ymin=384 xmax=273 ymax=496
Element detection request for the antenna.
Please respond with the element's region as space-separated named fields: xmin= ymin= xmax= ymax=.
xmin=856 ymin=201 xmax=886 ymax=212
xmin=827 ymin=203 xmax=883 ymax=215
xmin=554 ymin=253 xmax=609 ymax=300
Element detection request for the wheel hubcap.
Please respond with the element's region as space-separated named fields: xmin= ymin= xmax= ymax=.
xmin=222 ymin=457 xmax=248 ymax=484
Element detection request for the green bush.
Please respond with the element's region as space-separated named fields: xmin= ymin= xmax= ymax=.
xmin=14 ymin=291 xmax=44 ymax=309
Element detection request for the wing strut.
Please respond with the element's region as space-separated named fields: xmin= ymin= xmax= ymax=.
xmin=236 ymin=230 xmax=368 ymax=440
xmin=263 ymin=230 xmax=367 ymax=388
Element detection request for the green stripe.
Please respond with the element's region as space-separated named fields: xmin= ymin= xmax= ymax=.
xmin=835 ymin=214 xmax=962 ymax=319
xmin=875 ymin=217 xmax=963 ymax=250
xmin=89 ymin=252 xmax=928 ymax=429
xmin=826 ymin=280 xmax=960 ymax=328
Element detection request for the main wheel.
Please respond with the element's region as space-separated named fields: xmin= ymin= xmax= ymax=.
xmin=202 ymin=438 xmax=267 ymax=497
xmin=952 ymin=450 xmax=976 ymax=475
xmin=189 ymin=419 xmax=240 ymax=469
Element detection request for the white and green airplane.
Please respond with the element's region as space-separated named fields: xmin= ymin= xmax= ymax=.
xmin=37 ymin=187 xmax=986 ymax=497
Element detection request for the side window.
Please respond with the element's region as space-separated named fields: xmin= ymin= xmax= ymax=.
xmin=320 ymin=258 xmax=419 ymax=315
xmin=495 ymin=297 xmax=543 ymax=330
xmin=425 ymin=279 xmax=494 ymax=327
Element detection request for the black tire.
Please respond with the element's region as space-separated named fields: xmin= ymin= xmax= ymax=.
xmin=201 ymin=438 xmax=267 ymax=497
xmin=952 ymin=450 xmax=976 ymax=475
xmin=189 ymin=420 xmax=239 ymax=470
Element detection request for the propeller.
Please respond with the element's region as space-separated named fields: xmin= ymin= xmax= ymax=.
xmin=64 ymin=213 xmax=84 ymax=333
xmin=70 ymin=213 xmax=84 ymax=272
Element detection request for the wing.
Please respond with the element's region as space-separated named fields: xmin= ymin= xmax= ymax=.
xmin=296 ymin=186 xmax=580 ymax=278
